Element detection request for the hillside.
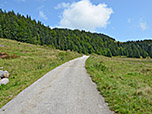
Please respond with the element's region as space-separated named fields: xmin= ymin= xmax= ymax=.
xmin=0 ymin=9 xmax=152 ymax=58
xmin=0 ymin=38 xmax=81 ymax=108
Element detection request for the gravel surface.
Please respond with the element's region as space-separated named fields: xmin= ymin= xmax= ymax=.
xmin=0 ymin=55 xmax=113 ymax=114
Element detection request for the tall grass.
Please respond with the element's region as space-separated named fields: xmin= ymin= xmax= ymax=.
xmin=0 ymin=38 xmax=81 ymax=108
xmin=86 ymin=54 xmax=152 ymax=114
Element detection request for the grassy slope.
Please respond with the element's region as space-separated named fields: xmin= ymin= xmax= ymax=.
xmin=86 ymin=54 xmax=152 ymax=114
xmin=0 ymin=38 xmax=81 ymax=108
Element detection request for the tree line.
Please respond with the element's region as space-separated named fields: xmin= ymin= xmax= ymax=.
xmin=0 ymin=9 xmax=152 ymax=58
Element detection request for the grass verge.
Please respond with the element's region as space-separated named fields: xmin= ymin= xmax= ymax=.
xmin=0 ymin=38 xmax=81 ymax=108
xmin=86 ymin=54 xmax=152 ymax=114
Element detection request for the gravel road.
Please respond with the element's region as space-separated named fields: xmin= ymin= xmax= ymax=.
xmin=0 ymin=55 xmax=113 ymax=114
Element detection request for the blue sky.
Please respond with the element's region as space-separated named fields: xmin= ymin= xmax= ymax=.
xmin=0 ymin=0 xmax=152 ymax=41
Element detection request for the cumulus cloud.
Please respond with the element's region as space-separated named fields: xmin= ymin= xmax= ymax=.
xmin=39 ymin=11 xmax=48 ymax=20
xmin=57 ymin=0 xmax=113 ymax=31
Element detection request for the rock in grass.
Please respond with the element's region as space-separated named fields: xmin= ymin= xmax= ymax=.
xmin=0 ymin=70 xmax=9 ymax=78
xmin=3 ymin=71 xmax=9 ymax=78
xmin=0 ymin=78 xmax=9 ymax=85
xmin=0 ymin=70 xmax=4 ymax=79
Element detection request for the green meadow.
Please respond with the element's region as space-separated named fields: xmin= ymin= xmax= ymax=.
xmin=1 ymin=38 xmax=152 ymax=113
xmin=0 ymin=38 xmax=81 ymax=108
xmin=86 ymin=54 xmax=152 ymax=114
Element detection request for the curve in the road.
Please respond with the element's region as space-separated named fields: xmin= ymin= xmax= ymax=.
xmin=0 ymin=55 xmax=113 ymax=114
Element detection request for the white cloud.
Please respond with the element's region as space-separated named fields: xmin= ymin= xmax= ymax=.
xmin=139 ymin=22 xmax=147 ymax=31
xmin=57 ymin=0 xmax=113 ymax=31
xmin=139 ymin=18 xmax=147 ymax=31
xmin=39 ymin=11 xmax=48 ymax=20
xmin=55 ymin=2 xmax=70 ymax=10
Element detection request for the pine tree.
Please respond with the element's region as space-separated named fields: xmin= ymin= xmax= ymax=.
xmin=107 ymin=49 xmax=112 ymax=57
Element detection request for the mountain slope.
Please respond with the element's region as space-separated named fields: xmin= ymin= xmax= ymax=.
xmin=0 ymin=9 xmax=152 ymax=58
